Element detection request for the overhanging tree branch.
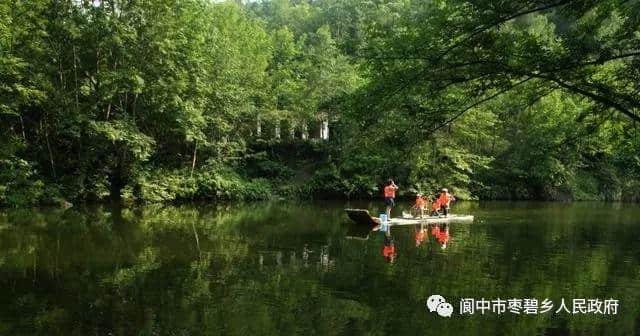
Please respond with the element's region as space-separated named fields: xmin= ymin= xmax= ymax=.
xmin=525 ymin=72 xmax=640 ymax=122
xmin=359 ymin=1 xmax=572 ymax=128
xmin=422 ymin=76 xmax=534 ymax=136
xmin=430 ymin=0 xmax=571 ymax=62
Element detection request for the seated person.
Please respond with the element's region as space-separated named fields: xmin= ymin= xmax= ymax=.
xmin=431 ymin=198 xmax=441 ymax=216
xmin=411 ymin=193 xmax=427 ymax=218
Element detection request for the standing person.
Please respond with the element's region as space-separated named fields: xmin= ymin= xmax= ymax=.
xmin=383 ymin=179 xmax=399 ymax=219
xmin=438 ymin=188 xmax=455 ymax=217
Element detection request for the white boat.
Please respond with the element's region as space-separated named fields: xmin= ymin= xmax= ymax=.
xmin=387 ymin=215 xmax=474 ymax=225
xmin=345 ymin=208 xmax=473 ymax=226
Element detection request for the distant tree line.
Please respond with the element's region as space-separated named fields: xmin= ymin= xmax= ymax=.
xmin=1 ymin=0 xmax=639 ymax=206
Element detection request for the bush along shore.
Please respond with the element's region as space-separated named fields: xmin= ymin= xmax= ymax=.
xmin=2 ymin=140 xmax=638 ymax=207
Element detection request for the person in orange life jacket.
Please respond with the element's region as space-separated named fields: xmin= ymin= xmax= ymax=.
xmin=431 ymin=198 xmax=441 ymax=216
xmin=438 ymin=188 xmax=455 ymax=217
xmin=382 ymin=229 xmax=396 ymax=263
xmin=383 ymin=179 xmax=399 ymax=219
xmin=412 ymin=193 xmax=428 ymax=218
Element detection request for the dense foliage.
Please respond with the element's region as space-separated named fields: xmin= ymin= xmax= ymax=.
xmin=1 ymin=0 xmax=639 ymax=206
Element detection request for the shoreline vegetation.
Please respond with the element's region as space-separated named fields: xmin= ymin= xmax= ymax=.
xmin=2 ymin=0 xmax=639 ymax=207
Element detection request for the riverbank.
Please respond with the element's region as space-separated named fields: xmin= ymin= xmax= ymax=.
xmin=3 ymin=171 xmax=638 ymax=209
xmin=3 ymin=139 xmax=638 ymax=207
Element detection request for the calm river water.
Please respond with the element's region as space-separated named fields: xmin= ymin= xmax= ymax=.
xmin=1 ymin=201 xmax=639 ymax=335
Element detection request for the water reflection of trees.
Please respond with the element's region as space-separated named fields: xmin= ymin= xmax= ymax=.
xmin=0 ymin=203 xmax=639 ymax=335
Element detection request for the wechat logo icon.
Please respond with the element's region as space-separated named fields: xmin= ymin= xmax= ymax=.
xmin=427 ymin=294 xmax=453 ymax=318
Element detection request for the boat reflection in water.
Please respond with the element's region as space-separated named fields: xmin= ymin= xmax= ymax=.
xmin=413 ymin=223 xmax=450 ymax=249
xmin=346 ymin=221 xmax=453 ymax=263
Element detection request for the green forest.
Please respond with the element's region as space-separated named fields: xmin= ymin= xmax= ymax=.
xmin=1 ymin=0 xmax=639 ymax=207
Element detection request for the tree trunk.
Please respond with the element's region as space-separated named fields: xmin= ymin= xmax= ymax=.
xmin=73 ymin=45 xmax=79 ymax=113
xmin=95 ymin=48 xmax=100 ymax=112
xmin=190 ymin=140 xmax=197 ymax=178
xmin=44 ymin=120 xmax=56 ymax=179
xmin=109 ymin=164 xmax=123 ymax=200
xmin=256 ymin=117 xmax=261 ymax=137
xmin=109 ymin=172 xmax=122 ymax=200
xmin=274 ymin=120 xmax=281 ymax=139
xmin=289 ymin=121 xmax=295 ymax=139
xmin=58 ymin=48 xmax=67 ymax=109
xmin=19 ymin=115 xmax=26 ymax=140
xmin=132 ymin=93 xmax=138 ymax=121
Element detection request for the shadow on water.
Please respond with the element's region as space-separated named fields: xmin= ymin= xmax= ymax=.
xmin=1 ymin=201 xmax=640 ymax=335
